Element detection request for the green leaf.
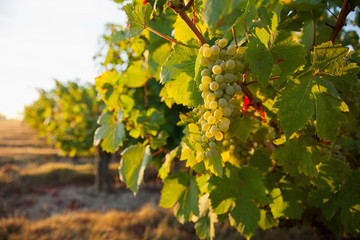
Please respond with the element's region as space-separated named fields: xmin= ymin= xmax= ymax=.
xmin=94 ymin=111 xmax=126 ymax=153
xmin=247 ymin=36 xmax=272 ymax=86
xmin=174 ymin=176 xmax=200 ymax=223
xmin=274 ymin=72 xmax=314 ymax=138
xmin=160 ymin=171 xmax=189 ymax=208
xmin=258 ymin=209 xmax=279 ymax=230
xmin=148 ymin=43 xmax=172 ymax=77
xmin=195 ymin=194 xmax=217 ymax=240
xmin=269 ymin=184 xmax=305 ymax=219
xmin=160 ymin=43 xmax=198 ymax=84
xmin=124 ymin=61 xmax=149 ymax=88
xmin=202 ymin=0 xmax=247 ymax=29
xmin=314 ymin=92 xmax=346 ymax=142
xmin=230 ymin=115 xmax=252 ymax=142
xmin=249 ymin=149 xmax=273 ymax=174
xmin=204 ymin=153 xmax=223 ymax=177
xmin=173 ymin=16 xmax=198 ymax=43
xmin=95 ymin=71 xmax=124 ymax=110
xmin=247 ymin=29 xmax=306 ymax=86
xmin=209 ymin=165 xmax=270 ymax=217
xmin=160 ymin=43 xmax=203 ymax=107
xmin=268 ymin=30 xmax=306 ymax=82
xmin=119 ymin=144 xmax=152 ymax=195
xmin=158 ymin=146 xmax=179 ymax=180
xmin=123 ymin=2 xmax=153 ymax=38
xmin=338 ymin=170 xmax=360 ymax=235
xmin=273 ymin=137 xmax=316 ymax=177
xmin=229 ymin=198 xmax=260 ymax=238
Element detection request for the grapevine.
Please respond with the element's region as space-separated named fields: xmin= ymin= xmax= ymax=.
xmin=26 ymin=0 xmax=360 ymax=239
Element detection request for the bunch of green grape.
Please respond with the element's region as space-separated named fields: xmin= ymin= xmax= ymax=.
xmin=194 ymin=38 xmax=247 ymax=162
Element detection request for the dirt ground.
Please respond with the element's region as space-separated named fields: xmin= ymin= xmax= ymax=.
xmin=0 ymin=120 xmax=161 ymax=220
xmin=0 ymin=120 xmax=323 ymax=240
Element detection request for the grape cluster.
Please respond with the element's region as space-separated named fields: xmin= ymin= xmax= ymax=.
xmin=195 ymin=39 xmax=247 ymax=162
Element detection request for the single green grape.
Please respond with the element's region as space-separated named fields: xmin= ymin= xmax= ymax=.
xmin=205 ymin=131 xmax=213 ymax=138
xmin=219 ymin=82 xmax=227 ymax=90
xmin=236 ymin=61 xmax=245 ymax=71
xmin=221 ymin=117 xmax=231 ymax=126
xmin=210 ymin=125 xmax=218 ymax=135
xmin=214 ymin=89 xmax=223 ymax=98
xmin=226 ymin=60 xmax=235 ymax=69
xmin=226 ymin=85 xmax=234 ymax=96
xmin=211 ymin=45 xmax=220 ymax=55
xmin=209 ymin=81 xmax=219 ymax=91
xmin=218 ymin=121 xmax=229 ymax=132
xmin=209 ymin=141 xmax=217 ymax=149
xmin=214 ymin=131 xmax=223 ymax=141
xmin=209 ymin=100 xmax=218 ymax=109
xmin=197 ymin=152 xmax=205 ymax=161
xmin=205 ymin=150 xmax=212 ymax=158
xmin=202 ymin=122 xmax=211 ymax=131
xmin=208 ymin=116 xmax=216 ymax=124
xmin=214 ymin=109 xmax=223 ymax=119
xmin=207 ymin=93 xmax=216 ymax=102
xmin=227 ymin=45 xmax=236 ymax=55
xmin=215 ymin=75 xmax=224 ymax=83
xmin=234 ymin=84 xmax=241 ymax=92
xmin=203 ymin=47 xmax=212 ymax=58
xmin=218 ymin=98 xmax=228 ymax=108
xmin=201 ymin=68 xmax=211 ymax=77
xmin=224 ymin=73 xmax=233 ymax=83
xmin=201 ymin=76 xmax=212 ymax=84
xmin=215 ymin=59 xmax=222 ymax=66
xmin=223 ymin=107 xmax=232 ymax=117
xmin=218 ymin=38 xmax=228 ymax=48
xmin=212 ymin=65 xmax=222 ymax=75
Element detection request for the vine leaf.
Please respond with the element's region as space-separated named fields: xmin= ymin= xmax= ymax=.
xmin=94 ymin=111 xmax=126 ymax=153
xmin=124 ymin=61 xmax=149 ymax=88
xmin=195 ymin=194 xmax=217 ymax=240
xmin=209 ymin=166 xmax=270 ymax=237
xmin=229 ymin=198 xmax=260 ymax=238
xmin=269 ymin=184 xmax=306 ymax=219
xmin=202 ymin=0 xmax=248 ymax=29
xmin=158 ymin=146 xmax=179 ymax=180
xmin=273 ymin=72 xmax=314 ymax=139
xmin=174 ymin=176 xmax=200 ymax=223
xmin=247 ymin=28 xmax=306 ymax=86
xmin=274 ymin=43 xmax=356 ymax=140
xmin=273 ymin=137 xmax=316 ymax=177
xmin=123 ymin=2 xmax=153 ymax=38
xmin=160 ymin=41 xmax=202 ymax=107
xmin=119 ymin=143 xmax=152 ymax=195
xmin=160 ymin=172 xmax=200 ymax=223
xmin=95 ymin=71 xmax=124 ymax=111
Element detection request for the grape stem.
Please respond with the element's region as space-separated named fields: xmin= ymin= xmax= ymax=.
xmin=243 ymin=23 xmax=250 ymax=42
xmin=167 ymin=0 xmax=207 ymax=45
xmin=311 ymin=11 xmax=316 ymax=51
xmin=146 ymin=26 xmax=179 ymax=44
xmin=329 ymin=0 xmax=354 ymax=43
xmin=237 ymin=74 xmax=264 ymax=115
xmin=232 ymin=26 xmax=238 ymax=48
xmin=151 ymin=147 xmax=170 ymax=157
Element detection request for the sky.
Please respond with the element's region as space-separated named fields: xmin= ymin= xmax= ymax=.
xmin=0 ymin=0 xmax=127 ymax=119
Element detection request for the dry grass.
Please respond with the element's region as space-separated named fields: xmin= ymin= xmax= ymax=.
xmin=0 ymin=162 xmax=120 ymax=194
xmin=0 ymin=205 xmax=199 ymax=240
